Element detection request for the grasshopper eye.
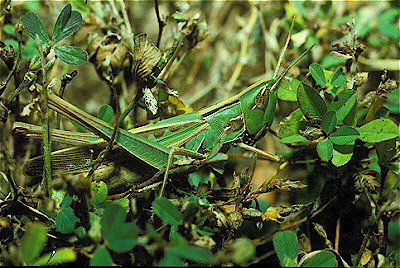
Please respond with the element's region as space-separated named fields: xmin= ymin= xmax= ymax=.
xmin=255 ymin=86 xmax=270 ymax=110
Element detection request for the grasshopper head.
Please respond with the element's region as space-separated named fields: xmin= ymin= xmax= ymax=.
xmin=239 ymin=79 xmax=278 ymax=142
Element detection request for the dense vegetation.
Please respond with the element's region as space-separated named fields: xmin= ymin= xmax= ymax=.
xmin=0 ymin=1 xmax=399 ymax=266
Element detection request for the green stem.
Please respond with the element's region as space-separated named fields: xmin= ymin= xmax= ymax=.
xmin=36 ymin=36 xmax=52 ymax=195
xmin=118 ymin=96 xmax=137 ymax=126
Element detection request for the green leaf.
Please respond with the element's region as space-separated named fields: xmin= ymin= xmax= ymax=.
xmin=101 ymin=202 xmax=127 ymax=238
xmin=20 ymin=12 xmax=49 ymax=43
xmin=110 ymin=199 xmax=129 ymax=212
xmin=90 ymin=246 xmax=113 ymax=266
xmin=386 ymin=86 xmax=399 ymax=114
xmin=152 ymin=197 xmax=183 ymax=226
xmin=328 ymin=90 xmax=356 ymax=124
xmin=378 ymin=21 xmax=399 ymax=39
xmin=54 ymin=45 xmax=88 ymax=66
xmin=20 ymin=222 xmax=48 ymax=264
xmin=332 ymin=144 xmax=353 ymax=167
xmin=97 ymin=105 xmax=114 ymax=124
xmin=304 ymin=251 xmax=336 ymax=267
xmin=273 ymin=230 xmax=298 ymax=267
xmin=56 ymin=207 xmax=79 ymax=234
xmin=357 ymin=118 xmax=399 ymax=143
xmin=3 ymin=24 xmax=14 ymax=35
xmin=74 ymin=226 xmax=86 ymax=239
xmin=90 ymin=181 xmax=108 ymax=206
xmin=159 ymin=251 xmax=185 ymax=266
xmin=317 ymin=138 xmax=333 ymax=161
xmin=310 ymin=63 xmax=327 ymax=86
xmin=376 ymin=138 xmax=397 ymax=164
xmin=329 ymin=126 xmax=359 ymax=145
xmin=342 ymin=98 xmax=358 ymax=127
xmin=297 ymin=83 xmax=327 ymax=118
xmin=278 ymin=108 xmax=305 ymax=138
xmin=32 ymin=247 xmax=76 ymax=266
xmin=23 ymin=1 xmax=40 ymax=12
xmin=277 ymin=77 xmax=301 ymax=101
xmin=183 ymin=202 xmax=199 ymax=222
xmin=168 ymin=245 xmax=212 ymax=263
xmin=52 ymin=4 xmax=83 ymax=43
xmin=171 ymin=12 xmax=187 ymax=22
xmin=321 ymin=54 xmax=346 ymax=70
xmin=231 ymin=237 xmax=256 ymax=264
xmin=322 ymin=111 xmax=337 ymax=134
xmin=101 ymin=203 xmax=137 ymax=253
xmin=106 ymin=222 xmax=137 ymax=253
xmin=330 ymin=68 xmax=346 ymax=88
xmin=188 ymin=172 xmax=209 ymax=187
xmin=61 ymin=193 xmax=73 ymax=208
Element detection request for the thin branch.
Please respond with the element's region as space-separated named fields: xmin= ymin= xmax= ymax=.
xmin=154 ymin=0 xmax=165 ymax=47
xmin=5 ymin=60 xmax=54 ymax=107
xmin=226 ymin=4 xmax=258 ymax=91
xmin=0 ymin=24 xmax=22 ymax=96
xmin=335 ymin=217 xmax=341 ymax=252
xmin=118 ymin=0 xmax=132 ymax=34
xmin=273 ymin=16 xmax=296 ymax=79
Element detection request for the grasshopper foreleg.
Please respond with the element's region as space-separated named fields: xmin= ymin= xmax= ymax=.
xmin=159 ymin=147 xmax=206 ymax=197
xmin=122 ymin=147 xmax=206 ymax=198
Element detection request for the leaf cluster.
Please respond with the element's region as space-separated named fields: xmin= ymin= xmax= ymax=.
xmin=20 ymin=3 xmax=87 ymax=65
xmin=0 ymin=1 xmax=399 ymax=267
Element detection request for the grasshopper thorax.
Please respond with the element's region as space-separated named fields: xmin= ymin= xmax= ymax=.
xmin=239 ymin=79 xmax=277 ymax=141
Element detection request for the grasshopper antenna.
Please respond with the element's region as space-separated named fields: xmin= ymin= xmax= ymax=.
xmin=273 ymin=16 xmax=296 ymax=80
xmin=260 ymin=16 xmax=315 ymax=96
xmin=271 ymin=43 xmax=315 ymax=92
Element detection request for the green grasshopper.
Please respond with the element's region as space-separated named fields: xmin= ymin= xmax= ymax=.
xmin=16 ymin=44 xmax=313 ymax=195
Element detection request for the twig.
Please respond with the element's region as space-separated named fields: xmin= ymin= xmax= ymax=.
xmin=273 ymin=16 xmax=296 ymax=80
xmin=0 ymin=171 xmax=17 ymax=200
xmin=335 ymin=217 xmax=340 ymax=252
xmin=252 ymin=197 xmax=337 ymax=246
xmin=154 ymin=0 xmax=165 ymax=47
xmin=255 ymin=4 xmax=273 ymax=77
xmin=280 ymin=196 xmax=337 ymax=231
xmin=354 ymin=226 xmax=371 ymax=267
xmin=118 ymin=93 xmax=138 ymax=125
xmin=5 ymin=60 xmax=54 ymax=107
xmin=0 ymin=0 xmax=11 ymax=18
xmin=0 ymin=26 xmax=22 ymax=96
xmin=118 ymin=0 xmax=132 ymax=34
xmin=244 ymin=250 xmax=275 ymax=266
xmin=226 ymin=4 xmax=258 ymax=91
xmin=257 ymin=161 xmax=289 ymax=193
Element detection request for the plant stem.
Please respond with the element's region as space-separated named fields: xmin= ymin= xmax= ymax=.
xmin=35 ymin=36 xmax=52 ymax=196
xmin=154 ymin=0 xmax=165 ymax=47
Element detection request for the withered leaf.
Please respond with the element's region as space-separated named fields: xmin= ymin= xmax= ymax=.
xmin=354 ymin=170 xmax=380 ymax=194
xmin=262 ymin=204 xmax=309 ymax=222
xmin=263 ymin=178 xmax=307 ymax=192
xmin=132 ymin=34 xmax=162 ymax=83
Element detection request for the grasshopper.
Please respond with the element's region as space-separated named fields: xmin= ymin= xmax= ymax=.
xmin=15 ymin=36 xmax=313 ymax=196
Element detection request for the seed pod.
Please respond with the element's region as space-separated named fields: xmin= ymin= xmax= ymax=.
xmin=88 ymin=33 xmax=130 ymax=84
